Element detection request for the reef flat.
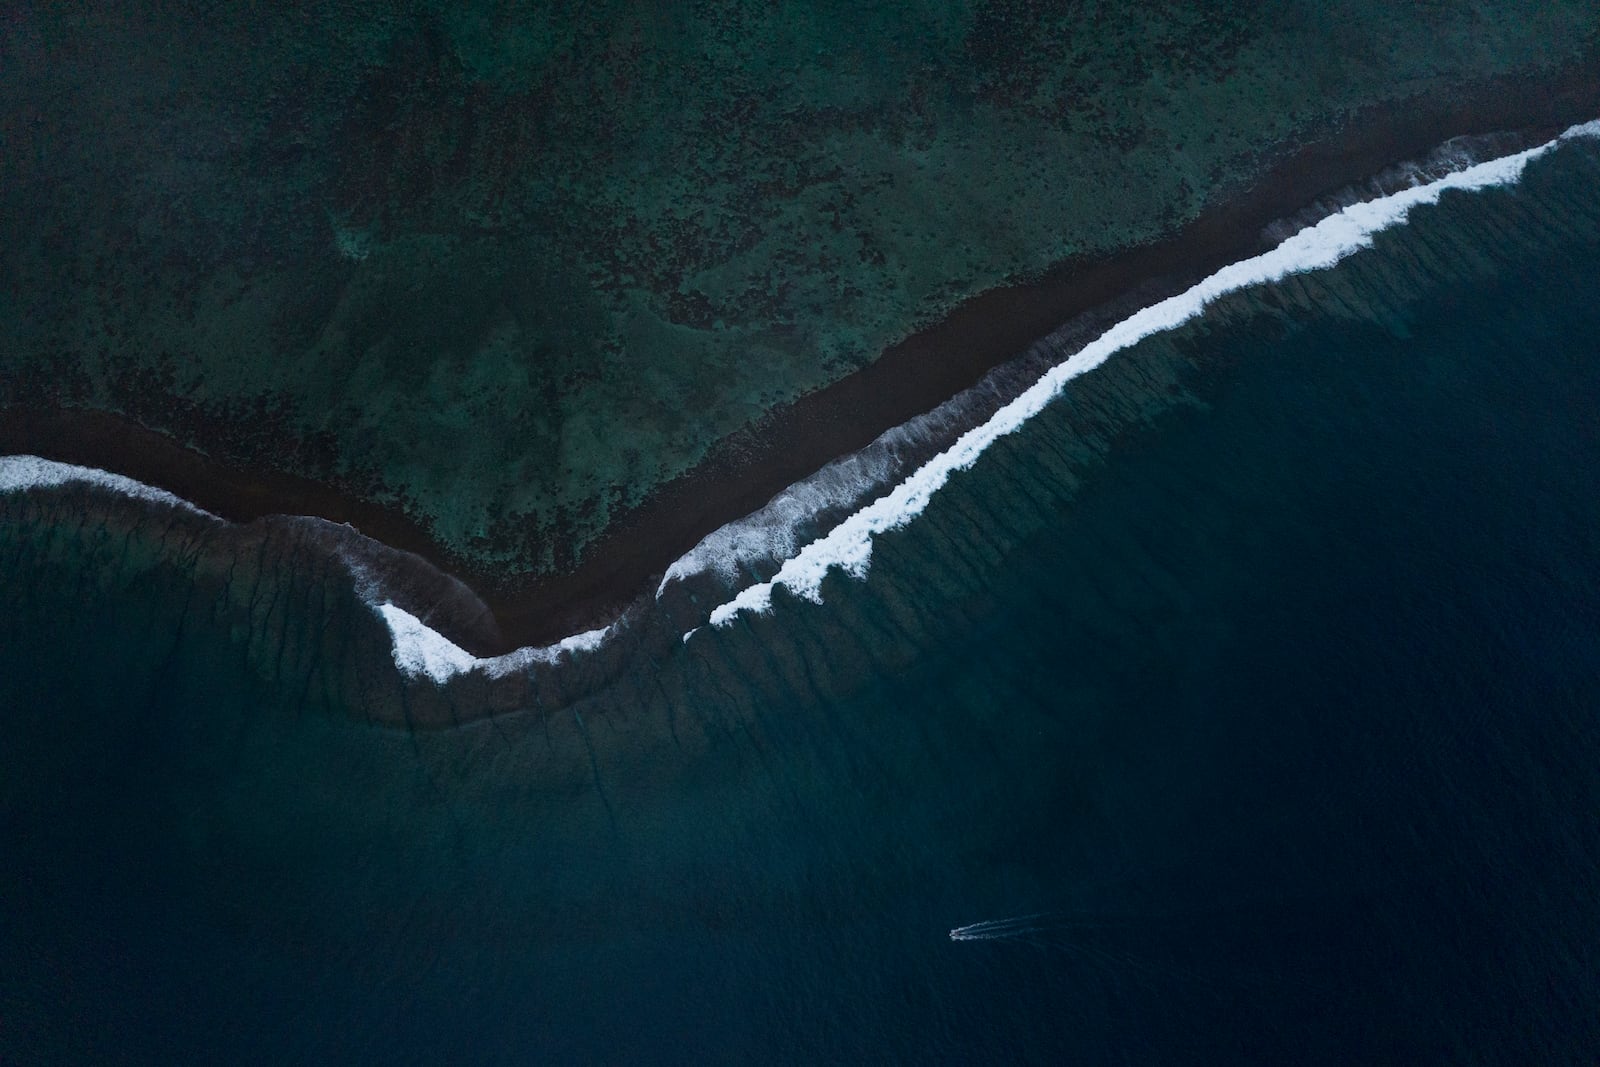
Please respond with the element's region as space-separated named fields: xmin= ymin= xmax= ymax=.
xmin=3 ymin=2 xmax=1598 ymax=644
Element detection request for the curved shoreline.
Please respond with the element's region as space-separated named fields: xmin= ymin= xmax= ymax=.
xmin=5 ymin=61 xmax=1598 ymax=656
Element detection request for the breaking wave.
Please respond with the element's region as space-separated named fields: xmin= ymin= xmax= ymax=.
xmin=375 ymin=601 xmax=611 ymax=685
xmin=0 ymin=454 xmax=611 ymax=686
xmin=698 ymin=120 xmax=1600 ymax=630
xmin=0 ymin=455 xmax=218 ymax=519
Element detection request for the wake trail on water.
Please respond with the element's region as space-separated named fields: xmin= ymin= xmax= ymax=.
xmin=948 ymin=911 xmax=1224 ymax=990
xmin=700 ymin=119 xmax=1600 ymax=630
xmin=949 ymin=913 xmax=1058 ymax=940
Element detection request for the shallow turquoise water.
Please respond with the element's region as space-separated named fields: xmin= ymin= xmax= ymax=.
xmin=3 ymin=137 xmax=1600 ymax=1063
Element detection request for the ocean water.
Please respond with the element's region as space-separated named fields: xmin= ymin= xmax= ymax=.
xmin=4 ymin=133 xmax=1600 ymax=1063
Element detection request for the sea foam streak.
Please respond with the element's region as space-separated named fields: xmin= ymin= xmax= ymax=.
xmin=658 ymin=366 xmax=1020 ymax=595
xmin=705 ymin=120 xmax=1600 ymax=628
xmin=336 ymin=549 xmax=556 ymax=684
xmin=376 ymin=601 xmax=610 ymax=685
xmin=0 ymin=453 xmax=609 ymax=685
xmin=0 ymin=455 xmax=218 ymax=519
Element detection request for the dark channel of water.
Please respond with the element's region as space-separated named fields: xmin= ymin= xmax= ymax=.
xmin=3 ymin=136 xmax=1600 ymax=1062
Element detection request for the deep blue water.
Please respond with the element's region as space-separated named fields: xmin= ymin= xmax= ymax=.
xmin=4 ymin=139 xmax=1600 ymax=1063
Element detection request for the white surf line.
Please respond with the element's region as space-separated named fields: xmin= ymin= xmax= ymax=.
xmin=656 ymin=431 xmax=904 ymax=596
xmin=374 ymin=601 xmax=612 ymax=686
xmin=657 ymin=361 xmax=1017 ymax=596
xmin=0 ymin=454 xmax=220 ymax=520
xmin=665 ymin=135 xmax=1527 ymax=605
xmin=0 ymin=453 xmax=611 ymax=685
xmin=706 ymin=120 xmax=1600 ymax=629
xmin=334 ymin=538 xmax=615 ymax=685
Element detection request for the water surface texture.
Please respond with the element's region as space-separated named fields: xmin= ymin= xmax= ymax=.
xmin=4 ymin=123 xmax=1600 ymax=1061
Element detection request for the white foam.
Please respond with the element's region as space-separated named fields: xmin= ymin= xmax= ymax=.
xmin=657 ymin=444 xmax=899 ymax=594
xmin=0 ymin=454 xmax=218 ymax=518
xmin=0 ymin=453 xmax=621 ymax=685
xmin=656 ymin=371 xmax=1016 ymax=595
xmin=378 ymin=602 xmax=480 ymax=683
xmin=376 ymin=600 xmax=613 ymax=684
xmin=706 ymin=121 xmax=1600 ymax=628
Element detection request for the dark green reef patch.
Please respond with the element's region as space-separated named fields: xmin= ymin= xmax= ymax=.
xmin=3 ymin=2 xmax=1599 ymax=622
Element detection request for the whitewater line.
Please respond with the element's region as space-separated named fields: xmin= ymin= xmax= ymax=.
xmin=0 ymin=453 xmax=611 ymax=685
xmin=706 ymin=120 xmax=1600 ymax=628
xmin=0 ymin=454 xmax=220 ymax=519
xmin=373 ymin=602 xmax=612 ymax=685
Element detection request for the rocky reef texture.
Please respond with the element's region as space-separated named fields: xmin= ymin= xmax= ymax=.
xmin=4 ymin=2 xmax=1599 ymax=627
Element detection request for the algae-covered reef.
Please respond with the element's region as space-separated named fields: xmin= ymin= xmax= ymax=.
xmin=4 ymin=1 xmax=1597 ymax=587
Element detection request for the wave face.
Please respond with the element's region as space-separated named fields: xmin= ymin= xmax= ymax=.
xmin=699 ymin=120 xmax=1600 ymax=630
